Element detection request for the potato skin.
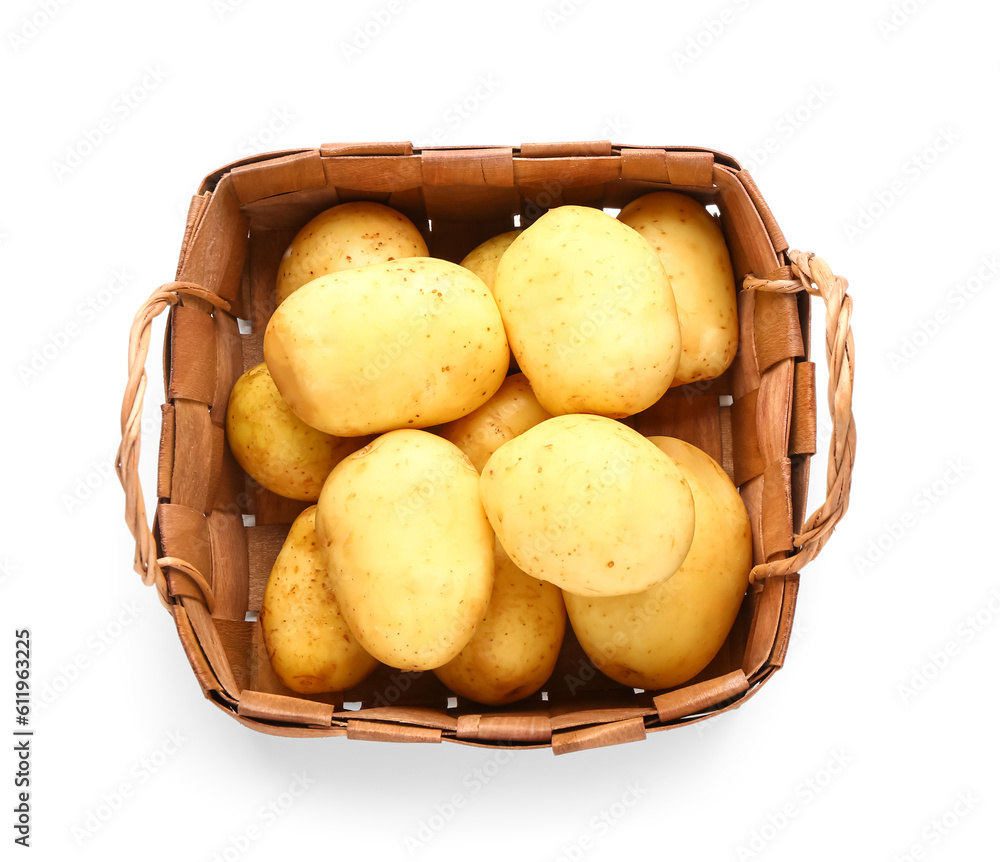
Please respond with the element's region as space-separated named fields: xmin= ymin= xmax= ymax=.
xmin=260 ymin=507 xmax=379 ymax=693
xmin=264 ymin=257 xmax=510 ymax=437
xmin=492 ymin=205 xmax=681 ymax=418
xmin=564 ymin=437 xmax=752 ymax=690
xmin=433 ymin=539 xmax=566 ymax=705
xmin=275 ymin=201 xmax=428 ymax=305
xmin=459 ymin=229 xmax=521 ymax=293
xmin=480 ymin=414 xmax=695 ymax=597
xmin=316 ymin=429 xmax=495 ymax=671
xmin=433 ymin=372 xmax=552 ymax=473
xmin=225 ymin=362 xmax=371 ymax=501
xmin=618 ymin=192 xmax=738 ymax=385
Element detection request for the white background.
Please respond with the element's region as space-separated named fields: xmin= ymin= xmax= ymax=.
xmin=2 ymin=0 xmax=997 ymax=859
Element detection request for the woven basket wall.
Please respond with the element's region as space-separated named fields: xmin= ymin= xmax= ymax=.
xmin=118 ymin=141 xmax=854 ymax=754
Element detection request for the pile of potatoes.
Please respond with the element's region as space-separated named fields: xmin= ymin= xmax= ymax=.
xmin=226 ymin=193 xmax=751 ymax=706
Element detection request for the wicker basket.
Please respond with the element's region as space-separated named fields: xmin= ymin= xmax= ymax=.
xmin=117 ymin=141 xmax=855 ymax=753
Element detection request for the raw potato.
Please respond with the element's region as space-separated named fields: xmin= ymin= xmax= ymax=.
xmin=225 ymin=362 xmax=372 ymax=501
xmin=433 ymin=539 xmax=566 ymax=705
xmin=433 ymin=372 xmax=552 ymax=473
xmin=459 ymin=229 xmax=521 ymax=293
xmin=492 ymin=205 xmax=681 ymax=418
xmin=260 ymin=507 xmax=379 ymax=693
xmin=264 ymin=257 xmax=510 ymax=437
xmin=275 ymin=201 xmax=428 ymax=305
xmin=480 ymin=414 xmax=696 ymax=597
xmin=618 ymin=191 xmax=738 ymax=385
xmin=564 ymin=436 xmax=752 ymax=690
xmin=316 ymin=429 xmax=495 ymax=671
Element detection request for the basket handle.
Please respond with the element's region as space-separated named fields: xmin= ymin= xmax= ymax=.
xmin=742 ymin=250 xmax=855 ymax=582
xmin=116 ymin=282 xmax=230 ymax=608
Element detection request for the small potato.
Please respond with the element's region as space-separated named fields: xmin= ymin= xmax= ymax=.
xmin=459 ymin=229 xmax=522 ymax=293
xmin=260 ymin=506 xmax=380 ymax=694
xmin=564 ymin=437 xmax=752 ymax=690
xmin=433 ymin=539 xmax=566 ymax=705
xmin=433 ymin=372 xmax=552 ymax=472
xmin=618 ymin=192 xmax=738 ymax=385
xmin=480 ymin=414 xmax=695 ymax=597
xmin=275 ymin=201 xmax=428 ymax=305
xmin=264 ymin=258 xmax=510 ymax=437
xmin=225 ymin=362 xmax=371 ymax=501
xmin=493 ymin=205 xmax=681 ymax=418
xmin=316 ymin=429 xmax=495 ymax=671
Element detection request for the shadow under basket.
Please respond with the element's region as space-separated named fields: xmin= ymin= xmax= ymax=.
xmin=117 ymin=141 xmax=856 ymax=754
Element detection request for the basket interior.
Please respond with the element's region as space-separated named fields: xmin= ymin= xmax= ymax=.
xmin=154 ymin=144 xmax=815 ymax=747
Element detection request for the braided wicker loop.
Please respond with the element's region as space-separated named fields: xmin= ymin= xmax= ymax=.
xmin=116 ymin=282 xmax=230 ymax=609
xmin=743 ymin=250 xmax=855 ymax=582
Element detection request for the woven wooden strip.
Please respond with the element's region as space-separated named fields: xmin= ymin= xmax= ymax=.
xmin=167 ymin=305 xmax=216 ymax=403
xmin=421 ymin=147 xmax=515 ymax=187
xmin=238 ymin=690 xmax=335 ymax=726
xmin=755 ymin=292 xmax=805 ymax=371
xmin=212 ymin=310 xmax=243 ymax=427
xmin=761 ymin=458 xmax=794 ymax=560
xmin=732 ymin=288 xmax=761 ymax=401
xmin=208 ymin=510 xmax=250 ymax=621
xmin=619 ymin=147 xmax=672 ymax=183
xmin=321 ymin=154 xmax=424 ymax=193
xmin=731 ymin=389 xmax=764 ymax=488
xmin=172 ymin=602 xmax=222 ymax=698
xmin=791 ymin=361 xmax=817 ymax=456
xmin=346 ymin=720 xmax=442 ymax=744
xmin=176 ymin=176 xmax=248 ymax=303
xmin=180 ymin=596 xmax=241 ymax=698
xmin=630 ymin=392 xmax=725 ymax=467
xmin=230 ymin=150 xmax=326 ymax=206
xmin=756 ymin=360 xmax=794 ymax=467
xmin=519 ymin=141 xmax=613 ymax=158
xmin=549 ymin=705 xmax=654 ymax=731
xmin=175 ymin=193 xmax=210 ymax=280
xmin=713 ymin=165 xmax=780 ymax=283
xmin=156 ymin=403 xmax=175 ymax=500
xmin=767 ymin=574 xmax=800 ymax=669
xmin=455 ymin=713 xmax=552 ymax=743
xmin=320 ymin=141 xmax=414 ymax=157
xmin=513 ymin=156 xmax=620 ymax=188
xmin=214 ymin=619 xmax=254 ymax=693
xmin=552 ymin=717 xmax=647 ymax=755
xmin=663 ymin=150 xmax=715 ymax=186
xmin=240 ymin=332 xmax=264 ymax=372
xmin=168 ymin=399 xmax=215 ymax=513
xmin=335 ymin=706 xmax=457 ymax=731
xmin=248 ymin=226 xmax=294 ymax=333
xmin=245 ymin=522 xmax=287 ymax=612
xmin=742 ymin=576 xmax=786 ymax=679
xmin=653 ymin=670 xmax=749 ymax=723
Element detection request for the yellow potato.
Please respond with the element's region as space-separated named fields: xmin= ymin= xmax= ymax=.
xmin=260 ymin=506 xmax=380 ymax=693
xmin=564 ymin=436 xmax=752 ymax=690
xmin=618 ymin=192 xmax=738 ymax=385
xmin=433 ymin=539 xmax=566 ymax=705
xmin=459 ymin=229 xmax=521 ymax=293
xmin=480 ymin=414 xmax=695 ymax=597
xmin=225 ymin=362 xmax=371 ymax=501
xmin=492 ymin=205 xmax=681 ymax=418
xmin=316 ymin=429 xmax=495 ymax=671
xmin=433 ymin=372 xmax=552 ymax=473
xmin=264 ymin=257 xmax=510 ymax=437
xmin=275 ymin=201 xmax=428 ymax=305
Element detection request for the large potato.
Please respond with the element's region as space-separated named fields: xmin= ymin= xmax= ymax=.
xmin=618 ymin=192 xmax=738 ymax=385
xmin=260 ymin=506 xmax=379 ymax=693
xmin=433 ymin=539 xmax=566 ymax=705
xmin=564 ymin=436 xmax=752 ymax=690
xmin=492 ymin=205 xmax=681 ymax=418
xmin=459 ymin=229 xmax=521 ymax=293
xmin=316 ymin=429 xmax=494 ymax=671
xmin=433 ymin=372 xmax=552 ymax=473
xmin=225 ymin=362 xmax=371 ymax=501
xmin=480 ymin=414 xmax=695 ymax=597
xmin=275 ymin=201 xmax=428 ymax=305
xmin=264 ymin=257 xmax=510 ymax=437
